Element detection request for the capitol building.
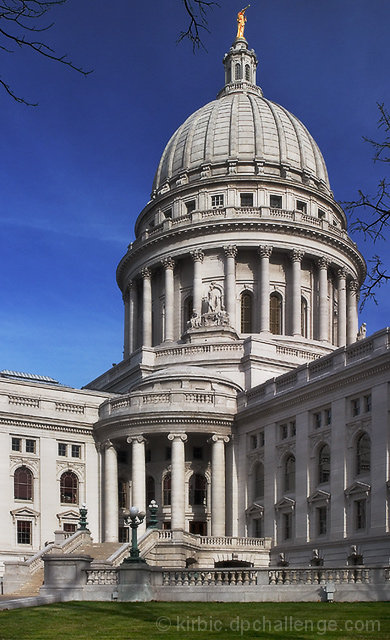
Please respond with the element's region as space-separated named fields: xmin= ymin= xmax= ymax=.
xmin=1 ymin=28 xmax=389 ymax=585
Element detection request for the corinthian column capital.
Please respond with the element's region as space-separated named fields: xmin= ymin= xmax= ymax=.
xmin=290 ymin=249 xmax=304 ymax=263
xmin=190 ymin=248 xmax=204 ymax=263
xmin=258 ymin=245 xmax=273 ymax=259
xmin=318 ymin=256 xmax=330 ymax=270
xmin=141 ymin=267 xmax=151 ymax=280
xmin=337 ymin=267 xmax=347 ymax=280
xmin=223 ymin=245 xmax=237 ymax=258
xmin=162 ymin=256 xmax=175 ymax=270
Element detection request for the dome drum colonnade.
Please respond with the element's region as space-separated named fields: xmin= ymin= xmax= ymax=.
xmin=121 ymin=245 xmax=360 ymax=355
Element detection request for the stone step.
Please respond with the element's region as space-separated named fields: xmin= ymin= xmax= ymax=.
xmin=74 ymin=542 xmax=124 ymax=563
xmin=8 ymin=567 xmax=44 ymax=597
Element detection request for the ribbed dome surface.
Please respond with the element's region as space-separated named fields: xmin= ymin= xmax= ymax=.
xmin=153 ymin=91 xmax=329 ymax=192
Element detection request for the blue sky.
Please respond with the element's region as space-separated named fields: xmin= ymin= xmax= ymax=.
xmin=1 ymin=0 xmax=390 ymax=388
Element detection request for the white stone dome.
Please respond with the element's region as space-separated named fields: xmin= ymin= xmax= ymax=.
xmin=152 ymin=89 xmax=329 ymax=194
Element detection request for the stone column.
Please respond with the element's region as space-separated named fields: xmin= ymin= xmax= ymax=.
xmin=162 ymin=257 xmax=175 ymax=342
xmin=290 ymin=249 xmax=304 ymax=336
xmin=347 ymin=278 xmax=360 ymax=345
xmin=337 ymin=268 xmax=347 ymax=347
xmin=127 ymin=435 xmax=147 ymax=534
xmin=190 ymin=249 xmax=204 ymax=318
xmin=141 ymin=267 xmax=152 ymax=348
xmin=129 ymin=281 xmax=136 ymax=354
xmin=103 ymin=441 xmax=118 ymax=542
xmin=318 ymin=257 xmax=329 ymax=341
xmin=123 ymin=286 xmax=130 ymax=359
xmin=258 ymin=245 xmax=273 ymax=332
xmin=211 ymin=435 xmax=229 ymax=536
xmin=223 ymin=245 xmax=237 ymax=327
xmin=168 ymin=433 xmax=187 ymax=530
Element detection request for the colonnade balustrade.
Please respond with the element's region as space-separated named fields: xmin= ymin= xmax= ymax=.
xmin=101 ymin=433 xmax=231 ymax=542
xmin=121 ymin=246 xmax=360 ymax=357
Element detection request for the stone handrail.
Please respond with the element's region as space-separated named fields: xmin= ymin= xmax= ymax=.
xmin=198 ymin=536 xmax=270 ymax=548
xmin=162 ymin=568 xmax=258 ymax=586
xmin=86 ymin=569 xmax=118 ymax=585
xmin=106 ymin=543 xmax=131 ymax=566
xmin=268 ymin=567 xmax=371 ymax=585
xmin=26 ymin=530 xmax=90 ymax=574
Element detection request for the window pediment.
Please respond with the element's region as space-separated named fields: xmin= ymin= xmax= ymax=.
xmin=245 ymin=501 xmax=264 ymax=517
xmin=307 ymin=489 xmax=330 ymax=504
xmin=10 ymin=507 xmax=40 ymax=522
xmin=344 ymin=481 xmax=371 ymax=498
xmin=275 ymin=496 xmax=296 ymax=511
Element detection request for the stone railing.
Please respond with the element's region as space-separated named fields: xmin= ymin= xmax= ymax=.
xmin=155 ymin=342 xmax=243 ymax=359
xmin=244 ymin=329 xmax=390 ymax=408
xmin=198 ymin=536 xmax=269 ymax=548
xmin=268 ymin=567 xmax=371 ymax=584
xmin=86 ymin=569 xmax=118 ymax=585
xmin=162 ymin=568 xmax=258 ymax=586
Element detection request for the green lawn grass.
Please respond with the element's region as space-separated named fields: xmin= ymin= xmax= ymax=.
xmin=0 ymin=601 xmax=389 ymax=640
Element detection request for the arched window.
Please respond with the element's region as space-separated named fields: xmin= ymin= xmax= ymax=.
xmin=163 ymin=473 xmax=171 ymax=506
xmin=318 ymin=444 xmax=330 ymax=484
xmin=245 ymin=64 xmax=250 ymax=81
xmin=189 ymin=474 xmax=207 ymax=506
xmin=118 ymin=480 xmax=128 ymax=509
xmin=183 ymin=295 xmax=193 ymax=329
xmin=14 ymin=466 xmax=33 ymax=501
xmin=253 ymin=462 xmax=264 ymax=499
xmin=270 ymin=293 xmax=282 ymax=335
xmin=60 ymin=471 xmax=79 ymax=504
xmin=240 ymin=291 xmax=252 ymax=333
xmin=356 ymin=433 xmax=371 ymax=475
xmin=301 ymin=297 xmax=308 ymax=338
xmin=235 ymin=63 xmax=242 ymax=80
xmin=284 ymin=455 xmax=295 ymax=492
xmin=146 ymin=475 xmax=155 ymax=505
xmin=227 ymin=66 xmax=232 ymax=84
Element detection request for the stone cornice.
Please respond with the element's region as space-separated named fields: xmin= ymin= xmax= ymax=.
xmin=0 ymin=415 xmax=94 ymax=437
xmin=117 ymin=218 xmax=365 ymax=289
xmin=237 ymin=356 xmax=390 ymax=425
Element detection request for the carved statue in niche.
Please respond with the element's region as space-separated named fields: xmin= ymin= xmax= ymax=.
xmin=207 ymin=282 xmax=223 ymax=313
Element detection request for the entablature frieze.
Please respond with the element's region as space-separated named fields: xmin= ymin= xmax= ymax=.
xmin=0 ymin=416 xmax=94 ymax=437
xmin=117 ymin=217 xmax=365 ymax=288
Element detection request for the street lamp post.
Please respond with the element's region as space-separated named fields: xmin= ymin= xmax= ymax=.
xmin=148 ymin=500 xmax=159 ymax=529
xmin=124 ymin=506 xmax=146 ymax=563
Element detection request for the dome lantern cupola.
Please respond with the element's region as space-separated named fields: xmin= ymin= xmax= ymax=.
xmin=219 ymin=37 xmax=261 ymax=99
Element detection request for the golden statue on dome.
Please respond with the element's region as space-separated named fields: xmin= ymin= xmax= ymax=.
xmin=237 ymin=5 xmax=250 ymax=39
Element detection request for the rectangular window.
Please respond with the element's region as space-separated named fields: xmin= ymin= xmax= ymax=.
xmin=280 ymin=424 xmax=288 ymax=440
xmin=270 ymin=195 xmax=282 ymax=209
xmin=185 ymin=200 xmax=196 ymax=213
xmin=193 ymin=446 xmax=203 ymax=460
xmin=25 ymin=439 xmax=36 ymax=454
xmin=296 ymin=200 xmax=307 ymax=213
xmin=355 ymin=499 xmax=366 ymax=530
xmin=290 ymin=421 xmax=296 ymax=437
xmin=164 ymin=209 xmax=172 ymax=219
xmin=63 ymin=523 xmax=77 ymax=533
xmin=58 ymin=443 xmax=67 ymax=457
xmin=211 ymin=194 xmax=224 ymax=208
xmin=17 ymin=520 xmax=32 ymax=545
xmin=240 ymin=193 xmax=253 ymax=207
xmin=351 ymin=398 xmax=360 ymax=417
xmin=314 ymin=412 xmax=322 ymax=429
xmin=364 ymin=394 xmax=371 ymax=413
xmin=250 ymin=435 xmax=257 ymax=450
xmin=71 ymin=444 xmax=81 ymax=458
xmin=12 ymin=437 xmax=21 ymax=452
xmin=258 ymin=431 xmax=265 ymax=447
xmin=317 ymin=506 xmax=327 ymax=535
xmin=318 ymin=209 xmax=326 ymax=219
xmin=283 ymin=512 xmax=292 ymax=540
xmin=324 ymin=408 xmax=332 ymax=426
xmin=118 ymin=526 xmax=129 ymax=543
xmin=253 ymin=518 xmax=263 ymax=538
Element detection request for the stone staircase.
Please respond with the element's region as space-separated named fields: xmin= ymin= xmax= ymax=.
xmin=74 ymin=541 xmax=128 ymax=565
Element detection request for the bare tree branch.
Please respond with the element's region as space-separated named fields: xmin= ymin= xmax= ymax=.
xmin=345 ymin=103 xmax=390 ymax=306
xmin=0 ymin=0 xmax=91 ymax=106
xmin=177 ymin=0 xmax=218 ymax=51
